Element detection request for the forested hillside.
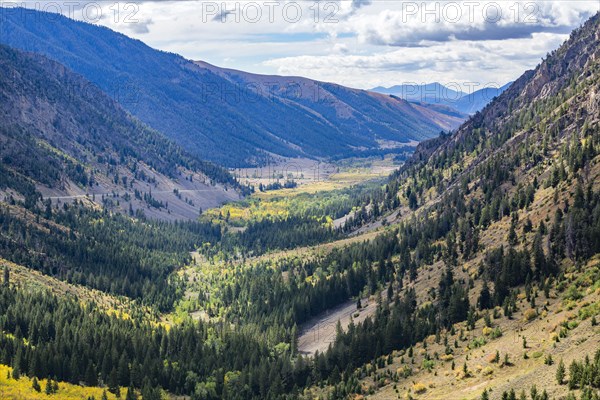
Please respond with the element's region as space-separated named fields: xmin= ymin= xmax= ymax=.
xmin=0 ymin=43 xmax=242 ymax=219
xmin=303 ymin=11 xmax=600 ymax=399
xmin=0 ymin=43 xmax=242 ymax=308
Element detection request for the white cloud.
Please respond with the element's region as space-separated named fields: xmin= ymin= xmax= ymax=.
xmin=332 ymin=43 xmax=349 ymax=54
xmin=263 ymin=31 xmax=570 ymax=89
xmin=327 ymin=1 xmax=599 ymax=47
xmin=13 ymin=0 xmax=598 ymax=88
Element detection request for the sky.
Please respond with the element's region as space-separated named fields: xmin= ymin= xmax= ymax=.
xmin=16 ymin=0 xmax=600 ymax=90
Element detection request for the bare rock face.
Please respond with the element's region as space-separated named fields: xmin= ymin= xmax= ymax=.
xmin=527 ymin=62 xmax=552 ymax=100
xmin=409 ymin=12 xmax=600 ymax=170
xmin=523 ymin=14 xmax=599 ymax=103
xmin=588 ymin=87 xmax=600 ymax=118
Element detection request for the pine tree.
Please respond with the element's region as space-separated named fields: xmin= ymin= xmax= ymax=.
xmin=556 ymin=358 xmax=565 ymax=385
xmin=478 ymin=280 xmax=492 ymax=310
xmin=11 ymin=365 xmax=20 ymax=380
xmin=290 ymin=324 xmax=298 ymax=356
xmin=125 ymin=386 xmax=137 ymax=400
xmin=117 ymin=353 xmax=129 ymax=387
xmin=481 ymin=388 xmax=489 ymax=400
xmin=493 ymin=350 xmax=500 ymax=363
xmin=32 ymin=377 xmax=41 ymax=392
xmin=508 ymin=220 xmax=517 ymax=245
xmin=85 ymin=362 xmax=98 ymax=386
xmin=11 ymin=345 xmax=23 ymax=380
xmin=108 ymin=367 xmax=120 ymax=396
xmin=141 ymin=384 xmax=161 ymax=400
xmin=45 ymin=378 xmax=53 ymax=395
xmin=3 ymin=265 xmax=9 ymax=286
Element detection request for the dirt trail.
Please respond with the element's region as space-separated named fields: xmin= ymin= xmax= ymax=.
xmin=44 ymin=188 xmax=221 ymax=200
xmin=298 ymin=297 xmax=377 ymax=356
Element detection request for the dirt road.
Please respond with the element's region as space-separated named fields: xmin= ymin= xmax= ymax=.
xmin=297 ymin=297 xmax=377 ymax=356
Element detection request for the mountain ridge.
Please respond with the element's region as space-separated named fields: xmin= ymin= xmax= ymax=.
xmin=0 ymin=7 xmax=462 ymax=166
xmin=195 ymin=60 xmax=467 ymax=133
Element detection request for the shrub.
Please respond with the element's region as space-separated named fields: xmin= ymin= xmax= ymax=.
xmin=469 ymin=337 xmax=487 ymax=349
xmin=565 ymin=285 xmax=583 ymax=301
xmin=523 ymin=309 xmax=538 ymax=322
xmin=422 ymin=359 xmax=435 ymax=372
xmin=490 ymin=327 xmax=503 ymax=339
xmin=413 ymin=382 xmax=427 ymax=394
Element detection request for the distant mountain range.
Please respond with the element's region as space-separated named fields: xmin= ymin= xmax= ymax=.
xmin=371 ymin=82 xmax=465 ymax=104
xmin=0 ymin=8 xmax=465 ymax=167
xmin=371 ymin=82 xmax=512 ymax=115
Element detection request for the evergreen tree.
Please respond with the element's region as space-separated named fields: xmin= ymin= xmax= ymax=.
xmin=125 ymin=387 xmax=137 ymax=400
xmin=481 ymin=388 xmax=489 ymax=400
xmin=11 ymin=348 xmax=21 ymax=380
xmin=85 ymin=362 xmax=98 ymax=387
xmin=556 ymin=358 xmax=565 ymax=385
xmin=108 ymin=367 xmax=120 ymax=396
xmin=32 ymin=377 xmax=41 ymax=392
xmin=3 ymin=265 xmax=9 ymax=286
xmin=478 ymin=280 xmax=492 ymax=310
xmin=45 ymin=378 xmax=53 ymax=395
xmin=141 ymin=384 xmax=161 ymax=400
